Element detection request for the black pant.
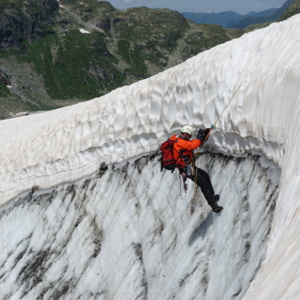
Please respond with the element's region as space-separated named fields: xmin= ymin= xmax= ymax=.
xmin=187 ymin=166 xmax=216 ymax=208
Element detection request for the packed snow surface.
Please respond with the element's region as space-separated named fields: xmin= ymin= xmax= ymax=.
xmin=0 ymin=14 xmax=300 ymax=300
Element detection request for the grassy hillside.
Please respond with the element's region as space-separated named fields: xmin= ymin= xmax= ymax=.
xmin=0 ymin=0 xmax=243 ymax=118
xmin=280 ymin=0 xmax=300 ymax=20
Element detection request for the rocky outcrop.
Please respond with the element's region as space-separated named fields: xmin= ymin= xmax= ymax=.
xmin=0 ymin=66 xmax=12 ymax=86
xmin=0 ymin=0 xmax=59 ymax=50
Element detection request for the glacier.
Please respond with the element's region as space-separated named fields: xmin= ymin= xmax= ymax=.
xmin=0 ymin=13 xmax=300 ymax=300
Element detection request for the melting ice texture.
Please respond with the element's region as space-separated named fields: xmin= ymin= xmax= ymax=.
xmin=0 ymin=153 xmax=280 ymax=299
xmin=0 ymin=13 xmax=299 ymax=300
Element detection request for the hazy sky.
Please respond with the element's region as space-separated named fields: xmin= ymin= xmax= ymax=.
xmin=104 ymin=0 xmax=287 ymax=14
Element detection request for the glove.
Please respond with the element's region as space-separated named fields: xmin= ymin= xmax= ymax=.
xmin=196 ymin=128 xmax=211 ymax=142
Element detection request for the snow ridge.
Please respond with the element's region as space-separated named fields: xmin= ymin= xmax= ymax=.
xmin=0 ymin=16 xmax=299 ymax=205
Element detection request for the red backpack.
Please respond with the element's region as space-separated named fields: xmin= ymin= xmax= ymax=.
xmin=160 ymin=137 xmax=179 ymax=172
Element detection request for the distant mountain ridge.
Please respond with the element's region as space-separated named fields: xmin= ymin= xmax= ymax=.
xmin=181 ymin=0 xmax=294 ymax=28
xmin=181 ymin=10 xmax=254 ymax=28
xmin=232 ymin=0 xmax=294 ymax=28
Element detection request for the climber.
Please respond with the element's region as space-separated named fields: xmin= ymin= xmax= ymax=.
xmin=170 ymin=125 xmax=223 ymax=213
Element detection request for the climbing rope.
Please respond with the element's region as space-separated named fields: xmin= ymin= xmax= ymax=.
xmin=213 ymin=81 xmax=243 ymax=129
xmin=190 ymin=81 xmax=243 ymax=198
xmin=177 ymin=81 xmax=243 ymax=199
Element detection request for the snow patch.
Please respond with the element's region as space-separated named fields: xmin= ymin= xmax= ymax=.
xmin=79 ymin=28 xmax=90 ymax=34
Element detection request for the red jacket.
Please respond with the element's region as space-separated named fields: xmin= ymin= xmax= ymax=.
xmin=170 ymin=135 xmax=202 ymax=168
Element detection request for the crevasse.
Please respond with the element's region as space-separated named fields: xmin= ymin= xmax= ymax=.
xmin=0 ymin=14 xmax=300 ymax=300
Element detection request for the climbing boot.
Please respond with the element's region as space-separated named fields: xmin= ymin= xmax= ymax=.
xmin=208 ymin=195 xmax=223 ymax=213
xmin=212 ymin=205 xmax=223 ymax=213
